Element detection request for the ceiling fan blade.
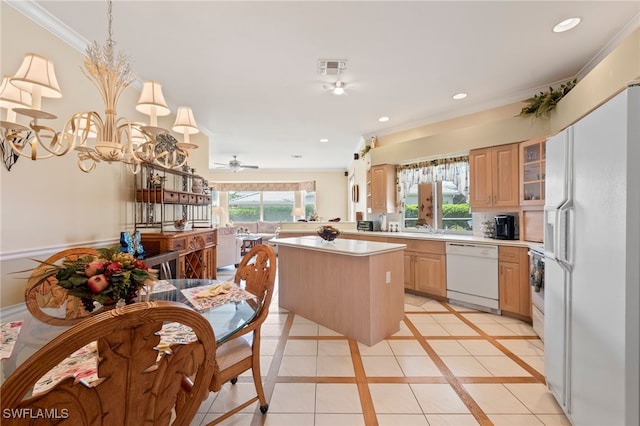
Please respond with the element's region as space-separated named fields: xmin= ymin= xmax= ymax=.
xmin=243 ymin=165 xmax=259 ymax=169
xmin=213 ymin=162 xmax=228 ymax=166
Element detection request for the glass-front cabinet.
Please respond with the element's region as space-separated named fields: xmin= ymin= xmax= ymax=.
xmin=520 ymin=138 xmax=546 ymax=206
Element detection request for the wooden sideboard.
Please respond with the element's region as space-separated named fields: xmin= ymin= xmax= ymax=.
xmin=140 ymin=229 xmax=217 ymax=279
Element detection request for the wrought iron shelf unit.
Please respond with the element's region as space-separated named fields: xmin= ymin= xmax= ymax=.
xmin=134 ymin=162 xmax=212 ymax=232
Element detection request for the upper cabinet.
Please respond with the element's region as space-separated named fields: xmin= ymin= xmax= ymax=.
xmin=469 ymin=143 xmax=519 ymax=209
xmin=520 ymin=138 xmax=546 ymax=206
xmin=368 ymin=164 xmax=397 ymax=213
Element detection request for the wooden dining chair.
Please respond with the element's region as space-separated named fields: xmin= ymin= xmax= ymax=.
xmin=207 ymin=244 xmax=276 ymax=425
xmin=1 ymin=301 xmax=217 ymax=426
xmin=25 ymin=247 xmax=101 ymax=326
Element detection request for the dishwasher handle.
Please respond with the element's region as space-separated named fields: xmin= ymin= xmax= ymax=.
xmin=446 ymin=242 xmax=498 ymax=258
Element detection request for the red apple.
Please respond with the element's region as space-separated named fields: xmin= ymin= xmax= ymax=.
xmin=87 ymin=274 xmax=109 ymax=293
xmin=85 ymin=261 xmax=105 ymax=277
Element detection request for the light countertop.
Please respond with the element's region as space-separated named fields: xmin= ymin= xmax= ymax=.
xmin=277 ymin=229 xmax=542 ymax=250
xmin=270 ymin=236 xmax=407 ymax=256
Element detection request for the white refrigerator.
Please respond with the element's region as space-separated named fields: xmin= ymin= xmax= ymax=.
xmin=544 ymin=85 xmax=639 ymax=425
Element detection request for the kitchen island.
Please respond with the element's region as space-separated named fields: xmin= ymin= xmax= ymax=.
xmin=271 ymin=236 xmax=406 ymax=346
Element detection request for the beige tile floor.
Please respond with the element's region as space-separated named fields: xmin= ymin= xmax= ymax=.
xmin=193 ymin=266 xmax=569 ymax=426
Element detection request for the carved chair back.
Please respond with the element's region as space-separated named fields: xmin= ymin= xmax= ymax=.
xmin=25 ymin=248 xmax=101 ymax=326
xmin=1 ymin=301 xmax=216 ymax=426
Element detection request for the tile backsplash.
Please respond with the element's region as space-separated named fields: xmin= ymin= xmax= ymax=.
xmin=472 ymin=212 xmax=520 ymax=238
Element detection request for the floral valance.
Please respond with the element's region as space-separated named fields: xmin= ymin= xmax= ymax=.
xmin=209 ymin=181 xmax=316 ymax=192
xmin=396 ymin=155 xmax=469 ymax=213
xmin=396 ymin=155 xmax=468 ymax=171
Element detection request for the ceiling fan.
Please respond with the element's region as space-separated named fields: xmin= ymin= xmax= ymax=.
xmin=214 ymin=155 xmax=259 ymax=172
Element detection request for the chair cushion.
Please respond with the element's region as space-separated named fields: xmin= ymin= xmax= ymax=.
xmin=216 ymin=336 xmax=253 ymax=370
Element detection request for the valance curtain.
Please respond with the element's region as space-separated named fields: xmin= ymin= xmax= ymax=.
xmin=396 ymin=156 xmax=469 ymax=212
xmin=209 ymin=181 xmax=315 ymax=192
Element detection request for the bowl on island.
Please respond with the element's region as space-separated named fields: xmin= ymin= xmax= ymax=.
xmin=317 ymin=225 xmax=341 ymax=242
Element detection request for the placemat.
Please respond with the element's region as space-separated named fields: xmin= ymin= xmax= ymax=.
xmin=139 ymin=279 xmax=177 ymax=296
xmin=180 ymin=282 xmax=256 ymax=311
xmin=1 ymin=320 xmax=23 ymax=360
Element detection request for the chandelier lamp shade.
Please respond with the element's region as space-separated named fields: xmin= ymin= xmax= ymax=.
xmin=136 ymin=80 xmax=171 ymax=133
xmin=0 ymin=76 xmax=33 ymax=170
xmin=173 ymin=106 xmax=199 ymax=148
xmin=0 ymin=76 xmax=32 ymax=125
xmin=0 ymin=0 xmax=199 ymax=173
xmin=10 ymin=53 xmax=62 ymax=111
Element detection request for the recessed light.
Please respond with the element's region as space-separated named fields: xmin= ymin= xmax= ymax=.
xmin=378 ymin=116 xmax=390 ymax=122
xmin=319 ymin=138 xmax=329 ymax=143
xmin=452 ymin=93 xmax=467 ymax=100
xmin=553 ymin=17 xmax=581 ymax=33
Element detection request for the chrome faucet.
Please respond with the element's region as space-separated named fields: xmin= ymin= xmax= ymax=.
xmin=417 ymin=223 xmax=434 ymax=233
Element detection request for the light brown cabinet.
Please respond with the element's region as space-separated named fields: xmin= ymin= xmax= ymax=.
xmin=520 ymin=138 xmax=546 ymax=242
xmin=498 ymin=246 xmax=530 ymax=319
xmin=140 ymin=229 xmax=217 ymax=280
xmin=368 ymin=164 xmax=397 ymax=213
xmin=520 ymin=138 xmax=546 ymax=206
xmin=469 ymin=144 xmax=519 ymax=209
xmin=398 ymin=239 xmax=446 ymax=298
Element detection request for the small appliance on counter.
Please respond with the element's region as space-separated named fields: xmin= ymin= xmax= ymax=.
xmin=356 ymin=220 xmax=380 ymax=232
xmin=494 ymin=215 xmax=516 ymax=240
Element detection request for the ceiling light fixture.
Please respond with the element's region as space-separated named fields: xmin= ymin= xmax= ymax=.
xmin=0 ymin=0 xmax=198 ymax=173
xmin=452 ymin=93 xmax=468 ymax=100
xmin=319 ymin=138 xmax=328 ymax=143
xmin=378 ymin=116 xmax=390 ymax=122
xmin=332 ymin=81 xmax=346 ymax=95
xmin=553 ymin=17 xmax=581 ymax=33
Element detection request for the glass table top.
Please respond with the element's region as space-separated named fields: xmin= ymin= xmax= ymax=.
xmin=0 ymin=279 xmax=260 ymax=384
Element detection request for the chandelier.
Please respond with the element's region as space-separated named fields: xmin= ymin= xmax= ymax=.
xmin=0 ymin=0 xmax=198 ymax=173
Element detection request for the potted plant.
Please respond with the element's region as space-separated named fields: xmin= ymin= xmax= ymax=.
xmin=519 ymin=79 xmax=577 ymax=118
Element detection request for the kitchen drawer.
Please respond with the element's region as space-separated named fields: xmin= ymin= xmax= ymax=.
xmin=163 ymin=191 xmax=180 ymax=203
xmin=168 ymin=237 xmax=186 ymax=252
xmin=203 ymin=231 xmax=215 ymax=245
xmin=393 ymin=238 xmax=445 ymax=254
xmin=498 ymin=245 xmax=522 ymax=262
xmin=188 ymin=194 xmax=198 ymax=204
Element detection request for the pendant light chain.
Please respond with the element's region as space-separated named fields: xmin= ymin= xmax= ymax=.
xmin=107 ymin=0 xmax=115 ymax=48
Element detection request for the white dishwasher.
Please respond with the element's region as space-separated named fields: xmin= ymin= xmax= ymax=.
xmin=446 ymin=242 xmax=500 ymax=313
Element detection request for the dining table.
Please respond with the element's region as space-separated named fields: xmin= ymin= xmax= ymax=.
xmin=0 ymin=278 xmax=259 ymax=388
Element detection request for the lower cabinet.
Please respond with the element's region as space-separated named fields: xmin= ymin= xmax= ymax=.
xmin=398 ymin=239 xmax=446 ymax=299
xmin=410 ymin=252 xmax=446 ymax=297
xmin=498 ymin=246 xmax=530 ymax=319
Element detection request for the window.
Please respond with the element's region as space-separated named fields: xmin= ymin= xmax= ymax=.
xmin=228 ymin=190 xmax=315 ymax=222
xmin=398 ymin=157 xmax=471 ymax=233
xmin=228 ymin=191 xmax=260 ymax=222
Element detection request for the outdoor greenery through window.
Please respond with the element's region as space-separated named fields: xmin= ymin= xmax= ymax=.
xmin=398 ymin=157 xmax=471 ymax=233
xmin=228 ymin=191 xmax=316 ymax=222
xmin=403 ymin=181 xmax=471 ymax=231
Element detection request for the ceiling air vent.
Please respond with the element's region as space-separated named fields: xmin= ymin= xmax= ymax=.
xmin=318 ymin=60 xmax=347 ymax=75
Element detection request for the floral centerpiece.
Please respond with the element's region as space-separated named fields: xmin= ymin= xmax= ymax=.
xmin=37 ymin=247 xmax=157 ymax=313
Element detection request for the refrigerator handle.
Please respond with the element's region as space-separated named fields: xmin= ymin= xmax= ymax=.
xmin=557 ymin=202 xmax=573 ymax=270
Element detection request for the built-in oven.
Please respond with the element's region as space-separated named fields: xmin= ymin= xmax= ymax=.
xmin=529 ymin=246 xmax=545 ymax=340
